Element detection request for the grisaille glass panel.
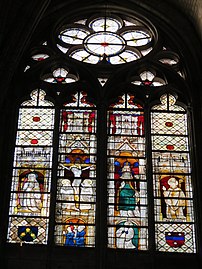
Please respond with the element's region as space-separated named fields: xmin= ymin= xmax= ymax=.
xmin=151 ymin=93 xmax=196 ymax=253
xmin=107 ymin=93 xmax=148 ymax=250
xmin=54 ymin=91 xmax=97 ymax=247
xmin=7 ymin=89 xmax=54 ymax=244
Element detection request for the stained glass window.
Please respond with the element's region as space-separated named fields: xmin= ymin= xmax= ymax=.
xmin=7 ymin=89 xmax=54 ymax=244
xmin=54 ymin=92 xmax=97 ymax=247
xmin=107 ymin=93 xmax=148 ymax=250
xmin=6 ymin=7 xmax=197 ymax=256
xmin=151 ymin=93 xmax=196 ymax=252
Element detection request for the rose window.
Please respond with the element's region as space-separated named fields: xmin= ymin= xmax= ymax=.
xmin=57 ymin=15 xmax=154 ymax=64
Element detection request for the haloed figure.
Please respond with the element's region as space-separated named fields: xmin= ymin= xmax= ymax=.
xmin=162 ymin=177 xmax=186 ymax=220
xmin=59 ymin=179 xmax=75 ymax=210
xmin=80 ymin=179 xmax=93 ymax=210
xmin=118 ymin=163 xmax=139 ymax=217
xmin=21 ymin=172 xmax=42 ymax=212
xmin=116 ymin=221 xmax=137 ymax=249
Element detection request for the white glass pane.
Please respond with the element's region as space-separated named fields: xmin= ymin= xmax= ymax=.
xmin=59 ymin=28 xmax=90 ymax=45
xmin=32 ymin=54 xmax=49 ymax=61
xmin=122 ymin=30 xmax=151 ymax=46
xmin=85 ymin=33 xmax=125 ymax=56
xmin=110 ymin=50 xmax=139 ymax=64
xmin=90 ymin=17 xmax=122 ymax=32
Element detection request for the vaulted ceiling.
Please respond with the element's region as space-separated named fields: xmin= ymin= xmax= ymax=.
xmin=169 ymin=0 xmax=202 ymax=40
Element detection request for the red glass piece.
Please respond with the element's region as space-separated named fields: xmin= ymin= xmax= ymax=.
xmin=128 ymin=94 xmax=135 ymax=105
xmin=37 ymin=57 xmax=45 ymax=61
xmin=166 ymin=144 xmax=174 ymax=150
xmin=33 ymin=116 xmax=40 ymax=122
xmin=56 ymin=77 xmax=65 ymax=83
xmin=101 ymin=42 xmax=109 ymax=47
xmin=143 ymin=80 xmax=152 ymax=86
xmin=31 ymin=139 xmax=38 ymax=145
xmin=165 ymin=121 xmax=173 ymax=127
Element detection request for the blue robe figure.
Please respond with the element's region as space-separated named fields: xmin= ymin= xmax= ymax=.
xmin=64 ymin=226 xmax=75 ymax=246
xmin=75 ymin=225 xmax=86 ymax=247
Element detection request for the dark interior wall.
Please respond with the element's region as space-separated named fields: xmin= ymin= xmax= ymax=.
xmin=0 ymin=1 xmax=202 ymax=268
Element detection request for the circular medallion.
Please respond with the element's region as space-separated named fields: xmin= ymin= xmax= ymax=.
xmin=84 ymin=32 xmax=125 ymax=56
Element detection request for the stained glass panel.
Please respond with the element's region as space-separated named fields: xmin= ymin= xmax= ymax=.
xmin=59 ymin=28 xmax=90 ymax=45
xmin=110 ymin=50 xmax=140 ymax=64
xmin=84 ymin=33 xmax=125 ymax=56
xmin=151 ymin=93 xmax=196 ymax=253
xmin=132 ymin=70 xmax=166 ymax=87
xmin=121 ymin=30 xmax=151 ymax=47
xmin=89 ymin=17 xmax=122 ymax=32
xmin=54 ymin=92 xmax=97 ymax=247
xmin=70 ymin=49 xmax=100 ymax=64
xmin=32 ymin=54 xmax=49 ymax=61
xmin=7 ymin=89 xmax=54 ymax=244
xmin=107 ymin=93 xmax=148 ymax=250
xmin=42 ymin=68 xmax=77 ymax=84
